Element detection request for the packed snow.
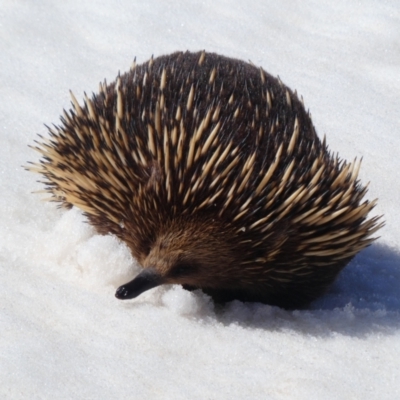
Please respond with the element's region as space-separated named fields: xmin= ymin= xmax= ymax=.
xmin=1 ymin=1 xmax=399 ymax=399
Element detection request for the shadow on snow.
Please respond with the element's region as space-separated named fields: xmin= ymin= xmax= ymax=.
xmin=206 ymin=243 xmax=400 ymax=337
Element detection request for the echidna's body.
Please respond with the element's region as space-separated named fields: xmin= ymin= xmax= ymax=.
xmin=29 ymin=51 xmax=382 ymax=308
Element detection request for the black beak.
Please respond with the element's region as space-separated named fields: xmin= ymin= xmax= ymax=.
xmin=115 ymin=268 xmax=164 ymax=300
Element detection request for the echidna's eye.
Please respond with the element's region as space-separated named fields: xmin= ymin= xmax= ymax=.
xmin=169 ymin=262 xmax=198 ymax=278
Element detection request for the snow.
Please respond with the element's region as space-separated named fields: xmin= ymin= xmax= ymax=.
xmin=1 ymin=1 xmax=399 ymax=399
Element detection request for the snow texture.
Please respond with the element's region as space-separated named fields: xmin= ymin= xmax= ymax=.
xmin=1 ymin=1 xmax=399 ymax=399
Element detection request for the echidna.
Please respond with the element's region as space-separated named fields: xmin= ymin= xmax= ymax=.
xmin=28 ymin=51 xmax=383 ymax=309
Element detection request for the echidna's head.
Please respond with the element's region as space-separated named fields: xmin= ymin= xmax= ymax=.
xmin=115 ymin=218 xmax=239 ymax=300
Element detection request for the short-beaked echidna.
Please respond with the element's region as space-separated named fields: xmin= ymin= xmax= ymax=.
xmin=28 ymin=51 xmax=383 ymax=309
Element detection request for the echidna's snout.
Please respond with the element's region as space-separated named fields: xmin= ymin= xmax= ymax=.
xmin=115 ymin=268 xmax=164 ymax=300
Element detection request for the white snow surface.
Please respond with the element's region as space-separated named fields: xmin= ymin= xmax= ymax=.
xmin=1 ymin=1 xmax=400 ymax=399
